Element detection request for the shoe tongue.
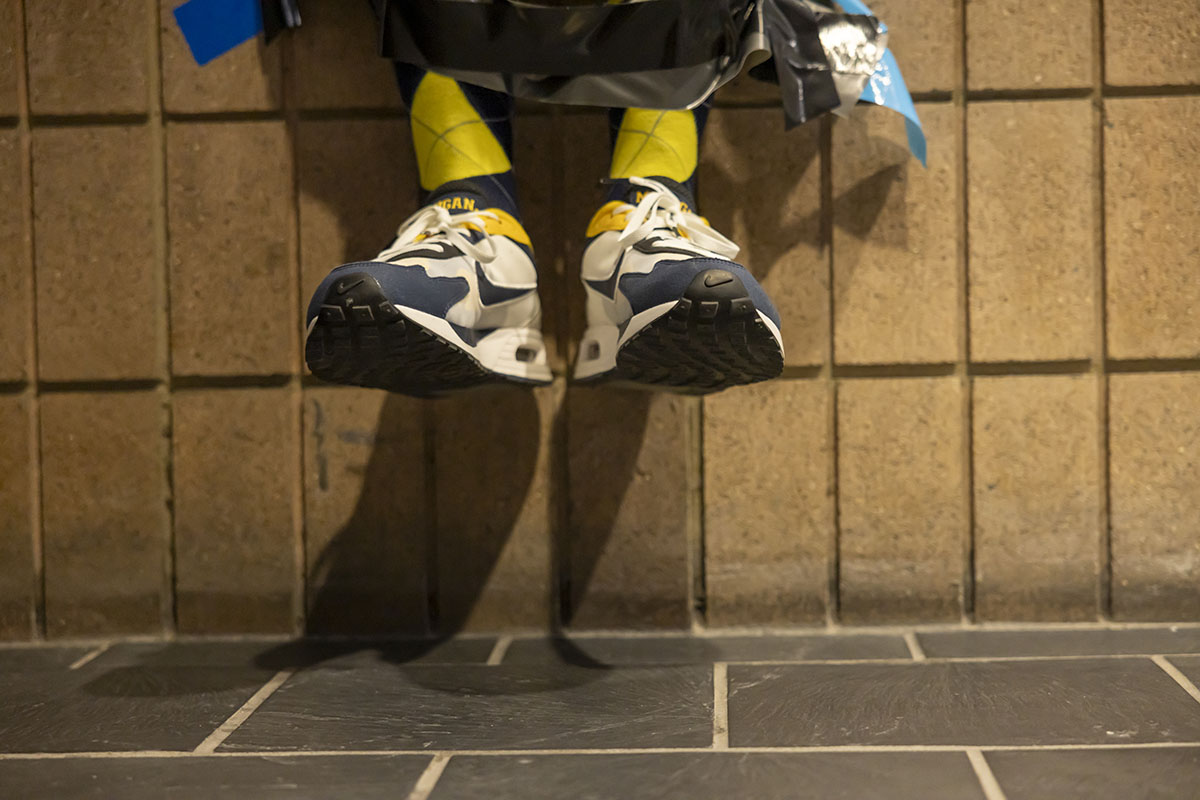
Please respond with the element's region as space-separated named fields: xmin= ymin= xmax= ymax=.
xmin=426 ymin=181 xmax=489 ymax=217
xmin=605 ymin=176 xmax=698 ymax=214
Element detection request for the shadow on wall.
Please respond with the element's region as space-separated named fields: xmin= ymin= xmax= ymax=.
xmin=261 ymin=7 xmax=903 ymax=667
xmin=224 ymin=7 xmax=656 ymax=674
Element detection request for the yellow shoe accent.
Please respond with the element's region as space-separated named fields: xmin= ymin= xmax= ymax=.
xmin=410 ymin=73 xmax=513 ymax=191
xmin=609 ymin=109 xmax=698 ymax=184
xmin=460 ymin=207 xmax=532 ymax=248
xmin=585 ymin=201 xmax=632 ymax=238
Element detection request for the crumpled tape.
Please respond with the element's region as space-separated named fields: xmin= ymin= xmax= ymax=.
xmin=834 ymin=0 xmax=926 ymax=166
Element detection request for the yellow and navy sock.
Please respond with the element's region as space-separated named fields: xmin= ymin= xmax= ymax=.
xmin=394 ymin=64 xmax=522 ymax=221
xmin=605 ymin=102 xmax=710 ymax=211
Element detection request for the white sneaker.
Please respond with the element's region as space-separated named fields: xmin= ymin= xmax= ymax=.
xmin=305 ymin=189 xmax=552 ymax=396
xmin=573 ymin=177 xmax=784 ymax=394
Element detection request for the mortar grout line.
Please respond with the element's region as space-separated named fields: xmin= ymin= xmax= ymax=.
xmin=11 ymin=85 xmax=1196 ymax=128
xmin=67 ymin=643 xmax=110 ymax=670
xmin=547 ymin=108 xmax=571 ymax=632
xmin=4 ymin=620 xmax=1200 ymax=649
xmin=16 ymin=0 xmax=45 ymax=641
xmin=486 ymin=635 xmax=513 ymax=666
xmin=966 ymin=748 xmax=1008 ymax=800
xmin=7 ymin=741 xmax=1200 ymax=761
xmin=407 ymin=754 xmax=451 ymax=800
xmin=820 ymin=114 xmax=839 ymax=626
xmin=903 ymin=631 xmax=927 ymax=661
xmin=688 ymin=394 xmax=705 ymax=630
xmin=6 ymin=356 xmax=1200 ymax=396
xmin=423 ymin=401 xmax=440 ymax=635
xmin=193 ymin=669 xmax=294 ymax=754
xmin=146 ymin=0 xmax=175 ymax=638
xmin=1152 ymin=656 xmax=1200 ymax=706
xmin=957 ymin=0 xmax=975 ymax=625
xmin=712 ymin=662 xmax=729 ymax=749
xmin=281 ymin=33 xmax=308 ymax=637
xmin=1093 ymin=0 xmax=1114 ymax=622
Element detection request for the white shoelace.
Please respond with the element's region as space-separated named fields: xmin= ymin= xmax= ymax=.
xmin=616 ymin=176 xmax=741 ymax=260
xmin=377 ymin=204 xmax=500 ymax=265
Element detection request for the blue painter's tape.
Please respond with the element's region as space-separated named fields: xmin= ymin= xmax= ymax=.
xmin=834 ymin=0 xmax=927 ymax=166
xmin=173 ymin=0 xmax=263 ymax=66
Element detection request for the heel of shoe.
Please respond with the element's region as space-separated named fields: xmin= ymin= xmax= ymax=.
xmin=474 ymin=327 xmax=553 ymax=384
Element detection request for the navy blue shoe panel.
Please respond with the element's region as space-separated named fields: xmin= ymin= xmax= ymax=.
xmin=306 ymin=261 xmax=470 ymax=325
xmin=617 ymin=257 xmax=782 ymax=329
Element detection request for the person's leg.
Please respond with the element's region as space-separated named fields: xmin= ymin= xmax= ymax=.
xmin=394 ymin=63 xmax=521 ymax=218
xmin=605 ymin=104 xmax=708 ymax=208
xmin=304 ymin=66 xmax=550 ymax=396
xmin=573 ymin=103 xmax=784 ymax=393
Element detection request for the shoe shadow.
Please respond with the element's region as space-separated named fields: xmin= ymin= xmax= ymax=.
xmin=258 ymin=13 xmax=710 ymax=683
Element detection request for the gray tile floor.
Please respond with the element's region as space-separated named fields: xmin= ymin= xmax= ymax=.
xmin=2 ymin=625 xmax=1200 ymax=798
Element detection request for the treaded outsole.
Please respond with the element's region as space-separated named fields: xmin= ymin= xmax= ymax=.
xmin=594 ymin=268 xmax=784 ymax=395
xmin=304 ymin=272 xmax=519 ymax=397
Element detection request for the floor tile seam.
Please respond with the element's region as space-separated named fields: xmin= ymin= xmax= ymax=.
xmin=486 ymin=636 xmax=514 ymax=666
xmin=193 ymin=669 xmax=295 ymax=754
xmin=407 ymin=754 xmax=451 ymax=800
xmin=966 ymin=748 xmax=1009 ymax=800
xmin=7 ymin=652 xmax=1200 ymax=668
xmin=712 ymin=662 xmax=729 ymax=750
xmin=66 ymin=644 xmax=110 ymax=670
xmin=714 ymin=653 xmax=1200 ymax=666
xmin=1152 ymin=656 xmax=1200 ymax=706
xmin=903 ymin=632 xmax=927 ymax=661
xmin=5 ymin=742 xmax=1200 ymax=761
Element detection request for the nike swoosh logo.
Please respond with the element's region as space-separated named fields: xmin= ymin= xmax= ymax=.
xmin=703 ymin=272 xmax=734 ymax=288
xmin=633 ymin=236 xmax=705 ymax=258
xmin=475 ymin=260 xmax=532 ymax=307
xmin=384 ymin=241 xmax=459 ymax=263
xmin=585 ymin=236 xmax=707 ymax=301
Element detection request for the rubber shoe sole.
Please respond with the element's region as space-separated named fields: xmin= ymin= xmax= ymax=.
xmin=577 ymin=268 xmax=784 ymax=395
xmin=305 ymin=272 xmax=549 ymax=397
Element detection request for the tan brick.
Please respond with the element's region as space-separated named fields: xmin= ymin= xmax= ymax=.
xmin=1105 ymin=98 xmax=1200 ymax=359
xmin=702 ymin=108 xmax=827 ymax=366
xmin=297 ymin=119 xmax=414 ymax=320
xmin=972 ymin=376 xmax=1101 ymax=620
xmin=291 ymin=2 xmax=397 ymax=109
xmin=1110 ymin=374 xmax=1200 ymax=620
xmin=159 ymin=0 xmax=282 ymax=113
xmin=703 ymin=380 xmax=830 ymax=626
xmin=869 ymin=0 xmax=961 ymax=94
xmin=435 ymin=384 xmax=557 ymax=632
xmin=41 ymin=392 xmax=167 ymax=636
xmin=566 ymin=389 xmax=693 ymax=629
xmin=1105 ymin=0 xmax=1200 ymax=86
xmin=0 ymin=130 xmax=27 ymax=381
xmin=33 ymin=126 xmax=159 ymax=380
xmin=303 ymin=387 xmax=429 ymax=635
xmin=838 ymin=377 xmax=965 ymax=621
xmin=168 ymin=122 xmax=294 ymax=376
xmin=0 ymin=0 xmax=18 ymax=116
xmin=967 ymin=0 xmax=1093 ymax=90
xmin=833 ymin=103 xmax=960 ymax=364
xmin=26 ymin=0 xmax=148 ymax=114
xmin=968 ymin=101 xmax=1096 ymax=362
xmin=173 ymin=388 xmax=298 ymax=634
xmin=0 ymin=395 xmax=33 ymax=639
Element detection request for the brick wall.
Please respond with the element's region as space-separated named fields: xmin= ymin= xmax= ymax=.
xmin=1 ymin=1 xmax=1197 ymax=639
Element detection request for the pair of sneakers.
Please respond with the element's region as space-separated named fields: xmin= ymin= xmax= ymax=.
xmin=304 ymin=177 xmax=784 ymax=396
